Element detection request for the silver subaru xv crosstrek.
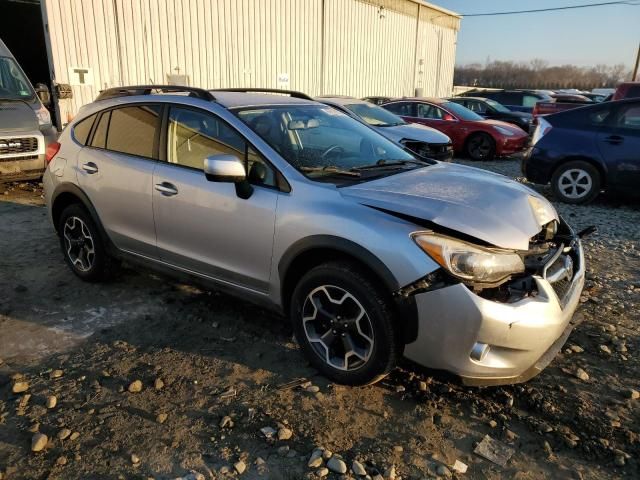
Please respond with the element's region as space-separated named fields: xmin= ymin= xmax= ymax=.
xmin=43 ymin=86 xmax=585 ymax=386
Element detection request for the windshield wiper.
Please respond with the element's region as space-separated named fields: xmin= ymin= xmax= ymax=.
xmin=352 ymin=159 xmax=426 ymax=171
xmin=377 ymin=122 xmax=406 ymax=127
xmin=300 ymin=165 xmax=361 ymax=177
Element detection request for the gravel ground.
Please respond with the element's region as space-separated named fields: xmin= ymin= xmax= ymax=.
xmin=0 ymin=159 xmax=639 ymax=480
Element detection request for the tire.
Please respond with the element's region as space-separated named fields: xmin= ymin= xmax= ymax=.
xmin=290 ymin=261 xmax=401 ymax=385
xmin=57 ymin=203 xmax=117 ymax=282
xmin=466 ymin=132 xmax=496 ymax=161
xmin=551 ymin=160 xmax=601 ymax=204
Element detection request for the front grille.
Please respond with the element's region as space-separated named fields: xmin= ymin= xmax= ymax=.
xmin=0 ymin=154 xmax=39 ymax=163
xmin=551 ymin=277 xmax=572 ymax=308
xmin=0 ymin=137 xmax=39 ymax=155
xmin=402 ymin=140 xmax=452 ymax=159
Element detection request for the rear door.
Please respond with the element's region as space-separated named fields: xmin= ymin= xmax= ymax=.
xmin=152 ymin=105 xmax=279 ymax=292
xmin=597 ymin=102 xmax=640 ymax=195
xmin=77 ymin=104 xmax=161 ymax=257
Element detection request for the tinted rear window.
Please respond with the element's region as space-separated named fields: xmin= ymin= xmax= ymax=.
xmin=90 ymin=111 xmax=110 ymax=148
xmin=72 ymin=114 xmax=96 ymax=145
xmin=105 ymin=105 xmax=161 ymax=158
xmin=549 ymin=104 xmax=612 ymax=128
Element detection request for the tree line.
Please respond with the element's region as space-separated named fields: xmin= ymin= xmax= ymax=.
xmin=454 ymin=60 xmax=632 ymax=90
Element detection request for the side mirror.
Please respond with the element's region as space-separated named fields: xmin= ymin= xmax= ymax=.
xmin=35 ymin=83 xmax=51 ymax=107
xmin=204 ymin=154 xmax=246 ymax=182
xmin=203 ymin=154 xmax=254 ymax=199
xmin=442 ymin=113 xmax=456 ymax=122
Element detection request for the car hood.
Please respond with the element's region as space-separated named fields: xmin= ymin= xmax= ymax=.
xmin=342 ymin=162 xmax=558 ymax=250
xmin=374 ymin=122 xmax=451 ymax=144
xmin=479 ymin=119 xmax=526 ymax=132
xmin=0 ymin=101 xmax=38 ymax=132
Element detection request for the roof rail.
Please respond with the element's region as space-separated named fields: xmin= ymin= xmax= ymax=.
xmin=95 ymin=85 xmax=216 ymax=102
xmin=210 ymin=88 xmax=314 ymax=101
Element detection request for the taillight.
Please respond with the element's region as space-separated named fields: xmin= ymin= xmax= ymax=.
xmin=45 ymin=142 xmax=61 ymax=164
xmin=530 ymin=118 xmax=552 ymax=146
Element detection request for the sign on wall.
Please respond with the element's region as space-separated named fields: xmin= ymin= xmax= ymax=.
xmin=68 ymin=67 xmax=93 ymax=86
xmin=277 ymin=73 xmax=290 ymax=88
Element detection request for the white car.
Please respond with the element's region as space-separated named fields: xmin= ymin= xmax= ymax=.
xmin=318 ymin=96 xmax=453 ymax=161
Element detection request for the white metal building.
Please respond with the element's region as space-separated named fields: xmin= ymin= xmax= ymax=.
xmin=33 ymin=0 xmax=459 ymax=126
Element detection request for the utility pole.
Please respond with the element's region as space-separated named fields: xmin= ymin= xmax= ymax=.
xmin=633 ymin=41 xmax=640 ymax=81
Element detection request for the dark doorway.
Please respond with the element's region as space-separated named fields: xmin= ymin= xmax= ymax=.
xmin=0 ymin=0 xmax=49 ymax=87
xmin=0 ymin=0 xmax=57 ymax=126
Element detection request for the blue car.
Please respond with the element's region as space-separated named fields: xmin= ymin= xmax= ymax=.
xmin=523 ymin=98 xmax=640 ymax=204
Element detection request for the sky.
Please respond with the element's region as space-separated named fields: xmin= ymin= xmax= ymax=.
xmin=433 ymin=0 xmax=640 ymax=67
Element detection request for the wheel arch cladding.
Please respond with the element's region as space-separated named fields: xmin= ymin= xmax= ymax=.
xmin=279 ymin=236 xmax=419 ymax=344
xmin=51 ymin=184 xmax=113 ymax=249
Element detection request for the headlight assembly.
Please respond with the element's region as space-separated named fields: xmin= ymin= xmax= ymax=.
xmin=413 ymin=232 xmax=525 ymax=285
xmin=36 ymin=104 xmax=52 ymax=127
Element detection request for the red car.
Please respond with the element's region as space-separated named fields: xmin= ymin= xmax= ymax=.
xmin=382 ymin=98 xmax=528 ymax=160
xmin=612 ymin=82 xmax=640 ymax=101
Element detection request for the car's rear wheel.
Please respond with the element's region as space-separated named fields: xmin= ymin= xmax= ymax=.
xmin=290 ymin=261 xmax=400 ymax=385
xmin=58 ymin=204 xmax=117 ymax=282
xmin=551 ymin=160 xmax=601 ymax=204
xmin=466 ymin=132 xmax=496 ymax=160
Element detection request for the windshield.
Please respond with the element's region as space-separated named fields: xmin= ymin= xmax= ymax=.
xmin=0 ymin=57 xmax=35 ymax=100
xmin=236 ymin=105 xmax=423 ymax=181
xmin=441 ymin=101 xmax=484 ymax=121
xmin=485 ymin=99 xmax=510 ymax=113
xmin=344 ymin=102 xmax=405 ymax=127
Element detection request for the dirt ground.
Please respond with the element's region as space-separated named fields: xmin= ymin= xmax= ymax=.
xmin=0 ymin=161 xmax=639 ymax=480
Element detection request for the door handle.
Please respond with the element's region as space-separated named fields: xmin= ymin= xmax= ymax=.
xmin=604 ymin=135 xmax=624 ymax=144
xmin=81 ymin=162 xmax=98 ymax=174
xmin=154 ymin=182 xmax=178 ymax=196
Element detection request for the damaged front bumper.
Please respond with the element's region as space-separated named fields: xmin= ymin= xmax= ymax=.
xmin=402 ymin=240 xmax=585 ymax=386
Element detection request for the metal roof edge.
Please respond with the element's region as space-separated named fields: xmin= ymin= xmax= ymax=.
xmin=410 ymin=0 xmax=461 ymax=19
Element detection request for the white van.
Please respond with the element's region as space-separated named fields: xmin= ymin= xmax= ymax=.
xmin=1 ymin=37 xmax=57 ymax=182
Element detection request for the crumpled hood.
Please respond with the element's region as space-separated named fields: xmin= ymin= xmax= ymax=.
xmin=342 ymin=162 xmax=558 ymax=250
xmin=375 ymin=122 xmax=451 ymax=144
xmin=0 ymin=101 xmax=38 ymax=132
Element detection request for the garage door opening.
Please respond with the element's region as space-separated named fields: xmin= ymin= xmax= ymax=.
xmin=0 ymin=0 xmax=56 ymax=126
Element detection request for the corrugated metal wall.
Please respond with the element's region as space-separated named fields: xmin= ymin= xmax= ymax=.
xmin=42 ymin=0 xmax=458 ymax=121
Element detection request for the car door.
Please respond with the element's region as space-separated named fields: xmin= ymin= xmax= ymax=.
xmin=77 ymin=104 xmax=161 ymax=257
xmin=412 ymin=102 xmax=460 ymax=140
xmin=152 ymin=105 xmax=279 ymax=292
xmin=597 ymin=102 xmax=640 ymax=195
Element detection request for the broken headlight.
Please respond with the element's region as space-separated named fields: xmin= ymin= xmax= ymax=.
xmin=412 ymin=233 xmax=525 ymax=285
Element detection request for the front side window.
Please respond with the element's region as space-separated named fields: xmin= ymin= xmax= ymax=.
xmin=0 ymin=57 xmax=34 ymax=100
xmin=466 ymin=101 xmax=486 ymax=114
xmin=236 ymin=105 xmax=422 ymax=182
xmin=383 ymin=102 xmax=415 ymax=117
xmin=616 ymin=105 xmax=640 ymax=130
xmin=167 ymin=106 xmax=276 ymax=186
xmin=416 ymin=103 xmax=446 ymax=119
xmin=523 ymin=95 xmax=541 ymax=108
xmin=105 ymin=105 xmax=161 ymax=158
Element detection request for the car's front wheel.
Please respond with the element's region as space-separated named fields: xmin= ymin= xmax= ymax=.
xmin=58 ymin=204 xmax=117 ymax=282
xmin=551 ymin=160 xmax=601 ymax=204
xmin=290 ymin=261 xmax=400 ymax=385
xmin=466 ymin=132 xmax=496 ymax=160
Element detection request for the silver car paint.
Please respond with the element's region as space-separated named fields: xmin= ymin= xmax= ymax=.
xmin=342 ymin=162 xmax=558 ymax=251
xmin=44 ymin=92 xmax=583 ymax=385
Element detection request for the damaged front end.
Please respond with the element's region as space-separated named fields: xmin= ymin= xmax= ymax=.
xmin=396 ymin=217 xmax=588 ymax=386
xmin=397 ymin=217 xmax=587 ymax=309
